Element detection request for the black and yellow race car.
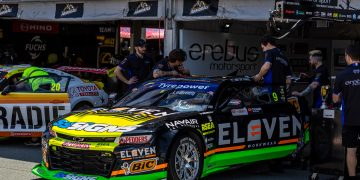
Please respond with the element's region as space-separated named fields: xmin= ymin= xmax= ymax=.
xmin=32 ymin=76 xmax=309 ymax=180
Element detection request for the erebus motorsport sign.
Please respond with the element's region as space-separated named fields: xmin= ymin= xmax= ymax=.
xmin=127 ymin=1 xmax=158 ymax=17
xmin=0 ymin=104 xmax=70 ymax=132
xmin=218 ymin=116 xmax=301 ymax=147
xmin=180 ymin=30 xmax=262 ymax=76
xmin=183 ymin=0 xmax=219 ymax=16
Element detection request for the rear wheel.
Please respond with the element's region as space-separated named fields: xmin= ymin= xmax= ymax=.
xmin=168 ymin=132 xmax=203 ymax=180
xmin=73 ymin=102 xmax=93 ymax=111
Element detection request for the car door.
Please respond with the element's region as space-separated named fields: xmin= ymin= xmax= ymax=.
xmin=0 ymin=75 xmax=71 ymax=137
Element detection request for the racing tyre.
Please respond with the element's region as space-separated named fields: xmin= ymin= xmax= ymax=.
xmin=73 ymin=102 xmax=93 ymax=111
xmin=168 ymin=132 xmax=203 ymax=180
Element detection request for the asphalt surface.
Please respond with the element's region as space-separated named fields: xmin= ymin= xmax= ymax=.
xmin=0 ymin=138 xmax=335 ymax=180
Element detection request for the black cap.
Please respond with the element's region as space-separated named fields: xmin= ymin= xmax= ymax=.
xmin=135 ymin=39 xmax=146 ymax=47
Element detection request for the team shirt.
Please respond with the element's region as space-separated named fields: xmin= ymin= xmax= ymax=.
xmin=333 ymin=63 xmax=360 ymax=126
xmin=263 ymin=48 xmax=292 ymax=84
xmin=152 ymin=59 xmax=175 ymax=77
xmin=312 ymin=65 xmax=330 ymax=108
xmin=118 ymin=53 xmax=151 ymax=88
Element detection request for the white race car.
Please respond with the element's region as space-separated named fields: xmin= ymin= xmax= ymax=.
xmin=0 ymin=65 xmax=109 ymax=110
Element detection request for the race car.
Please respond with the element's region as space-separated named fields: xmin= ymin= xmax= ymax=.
xmin=32 ymin=76 xmax=310 ymax=180
xmin=0 ymin=65 xmax=109 ymax=110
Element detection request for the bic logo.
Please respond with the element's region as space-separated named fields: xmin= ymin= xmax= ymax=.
xmin=122 ymin=158 xmax=157 ymax=175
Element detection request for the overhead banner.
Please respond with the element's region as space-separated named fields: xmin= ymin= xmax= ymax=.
xmin=183 ymin=0 xmax=219 ymax=16
xmin=12 ymin=21 xmax=59 ymax=34
xmin=0 ymin=4 xmax=18 ymax=17
xmin=180 ymin=30 xmax=263 ymax=76
xmin=55 ymin=3 xmax=84 ymax=19
xmin=127 ymin=1 xmax=158 ymax=17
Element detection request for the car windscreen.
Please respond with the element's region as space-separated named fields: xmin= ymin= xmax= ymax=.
xmin=115 ymin=81 xmax=219 ymax=112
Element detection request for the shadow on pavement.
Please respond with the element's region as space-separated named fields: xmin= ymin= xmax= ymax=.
xmin=0 ymin=137 xmax=41 ymax=163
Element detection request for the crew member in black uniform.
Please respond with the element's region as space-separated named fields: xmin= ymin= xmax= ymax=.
xmin=254 ymin=35 xmax=292 ymax=86
xmin=333 ymin=45 xmax=360 ymax=178
xmin=292 ymin=50 xmax=330 ymax=108
xmin=114 ymin=39 xmax=152 ymax=91
xmin=152 ymin=49 xmax=190 ymax=78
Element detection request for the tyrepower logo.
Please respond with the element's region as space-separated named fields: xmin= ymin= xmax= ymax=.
xmin=121 ymin=158 xmax=157 ymax=175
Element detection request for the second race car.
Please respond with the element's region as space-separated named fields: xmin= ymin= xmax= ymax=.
xmin=32 ymin=76 xmax=309 ymax=180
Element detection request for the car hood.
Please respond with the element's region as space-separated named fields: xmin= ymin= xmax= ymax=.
xmin=51 ymin=106 xmax=178 ymax=137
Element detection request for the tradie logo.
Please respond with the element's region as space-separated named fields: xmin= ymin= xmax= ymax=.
xmin=190 ymin=0 xmax=209 ymax=15
xmin=61 ymin=4 xmax=77 ymax=17
xmin=0 ymin=5 xmax=12 ymax=16
xmin=134 ymin=2 xmax=151 ymax=15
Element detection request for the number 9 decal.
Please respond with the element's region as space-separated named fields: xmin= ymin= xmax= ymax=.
xmin=51 ymin=83 xmax=61 ymax=92
xmin=272 ymin=92 xmax=278 ymax=102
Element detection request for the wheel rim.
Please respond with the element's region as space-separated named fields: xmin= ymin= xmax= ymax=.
xmin=174 ymin=139 xmax=199 ymax=180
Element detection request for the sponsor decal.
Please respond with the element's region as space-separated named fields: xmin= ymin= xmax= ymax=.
xmin=53 ymin=119 xmax=138 ymax=133
xmin=231 ymin=108 xmax=248 ymax=116
xmin=202 ymin=122 xmax=215 ymax=131
xmin=120 ymin=146 xmax=156 ymax=159
xmin=345 ymin=79 xmax=360 ymax=86
xmin=183 ymin=0 xmax=219 ymax=16
xmin=120 ymin=135 xmax=152 ymax=144
xmin=0 ymin=104 xmax=69 ymax=132
xmin=62 ymin=142 xmax=90 ymax=149
xmin=112 ymin=107 xmax=176 ymax=117
xmin=121 ymin=158 xmax=157 ymax=175
xmin=165 ymin=119 xmax=199 ymax=130
xmin=77 ymin=85 xmax=98 ymax=92
xmin=54 ymin=172 xmax=96 ymax=180
xmin=25 ymin=36 xmax=46 ymax=60
xmin=79 ymin=92 xmax=99 ymax=96
xmin=247 ymin=107 xmax=262 ymax=113
xmin=55 ymin=3 xmax=84 ymax=19
xmin=12 ymin=21 xmax=59 ymax=34
xmin=172 ymin=90 xmax=196 ymax=96
xmin=218 ymin=116 xmax=301 ymax=146
xmin=158 ymin=83 xmax=210 ymax=90
xmin=127 ymin=1 xmax=158 ymax=17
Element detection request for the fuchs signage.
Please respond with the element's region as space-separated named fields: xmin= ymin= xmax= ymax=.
xmin=25 ymin=36 xmax=47 ymax=60
xmin=55 ymin=3 xmax=84 ymax=18
xmin=183 ymin=0 xmax=219 ymax=16
xmin=12 ymin=21 xmax=59 ymax=34
xmin=180 ymin=30 xmax=262 ymax=76
xmin=127 ymin=1 xmax=158 ymax=17
xmin=0 ymin=4 xmax=18 ymax=17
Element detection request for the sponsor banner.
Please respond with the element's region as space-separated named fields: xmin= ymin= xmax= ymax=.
xmin=127 ymin=1 xmax=158 ymax=17
xmin=0 ymin=103 xmax=70 ymax=132
xmin=0 ymin=4 xmax=18 ymax=17
xmin=12 ymin=21 xmax=59 ymax=34
xmin=180 ymin=30 xmax=262 ymax=76
xmin=54 ymin=172 xmax=96 ymax=180
xmin=55 ymin=3 xmax=84 ymax=19
xmin=183 ymin=0 xmax=219 ymax=16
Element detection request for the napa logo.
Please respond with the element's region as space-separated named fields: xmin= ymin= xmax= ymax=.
xmin=53 ymin=119 xmax=138 ymax=133
xmin=54 ymin=172 xmax=96 ymax=180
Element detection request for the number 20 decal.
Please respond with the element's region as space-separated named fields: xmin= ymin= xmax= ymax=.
xmin=51 ymin=83 xmax=61 ymax=92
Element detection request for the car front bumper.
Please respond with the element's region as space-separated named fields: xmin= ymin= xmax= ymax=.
xmin=32 ymin=163 xmax=167 ymax=180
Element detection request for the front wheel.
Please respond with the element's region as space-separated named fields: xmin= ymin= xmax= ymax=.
xmin=168 ymin=132 xmax=203 ymax=180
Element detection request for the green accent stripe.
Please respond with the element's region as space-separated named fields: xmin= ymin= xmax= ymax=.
xmin=202 ymin=144 xmax=297 ymax=178
xmin=32 ymin=163 xmax=167 ymax=180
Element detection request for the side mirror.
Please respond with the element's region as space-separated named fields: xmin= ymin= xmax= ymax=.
xmin=1 ymin=85 xmax=16 ymax=95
